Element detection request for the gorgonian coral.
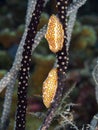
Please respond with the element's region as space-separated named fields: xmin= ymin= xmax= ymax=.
xmin=0 ymin=0 xmax=88 ymax=130
xmin=15 ymin=0 xmax=45 ymax=129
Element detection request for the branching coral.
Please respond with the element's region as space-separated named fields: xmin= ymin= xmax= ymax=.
xmin=0 ymin=0 xmax=85 ymax=94
xmin=39 ymin=0 xmax=87 ymax=130
xmin=15 ymin=0 xmax=45 ymax=129
xmin=0 ymin=0 xmax=89 ymax=130
xmin=0 ymin=0 xmax=47 ymax=129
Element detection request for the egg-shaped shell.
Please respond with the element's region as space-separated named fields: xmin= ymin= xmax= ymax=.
xmin=45 ymin=15 xmax=64 ymax=53
xmin=42 ymin=68 xmax=58 ymax=108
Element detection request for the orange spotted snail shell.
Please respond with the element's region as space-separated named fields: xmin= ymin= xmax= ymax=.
xmin=45 ymin=15 xmax=64 ymax=53
xmin=42 ymin=68 xmax=58 ymax=108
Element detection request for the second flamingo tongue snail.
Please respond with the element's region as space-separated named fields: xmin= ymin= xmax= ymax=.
xmin=42 ymin=14 xmax=65 ymax=108
xmin=0 ymin=0 xmax=88 ymax=130
xmin=42 ymin=68 xmax=58 ymax=108
xmin=40 ymin=0 xmax=87 ymax=129
xmin=40 ymin=0 xmax=69 ymax=130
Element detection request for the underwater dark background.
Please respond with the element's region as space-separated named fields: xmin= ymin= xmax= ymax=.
xmin=0 ymin=0 xmax=98 ymax=130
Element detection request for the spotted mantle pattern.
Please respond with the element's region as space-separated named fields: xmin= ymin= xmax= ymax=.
xmin=40 ymin=0 xmax=69 ymax=130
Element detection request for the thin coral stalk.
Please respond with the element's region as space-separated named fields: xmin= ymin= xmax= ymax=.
xmin=40 ymin=0 xmax=87 ymax=130
xmin=67 ymin=0 xmax=87 ymax=16
xmin=40 ymin=1 xmax=69 ymax=130
xmin=0 ymin=1 xmax=47 ymax=130
xmin=0 ymin=26 xmax=47 ymax=130
xmin=92 ymin=58 xmax=98 ymax=103
xmin=0 ymin=1 xmax=48 ymax=93
xmin=0 ymin=0 xmax=36 ymax=129
xmin=0 ymin=77 xmax=16 ymax=130
xmin=67 ymin=0 xmax=87 ymax=50
xmin=0 ymin=0 xmax=37 ymax=93
xmin=90 ymin=114 xmax=98 ymax=130
xmin=15 ymin=0 xmax=45 ymax=129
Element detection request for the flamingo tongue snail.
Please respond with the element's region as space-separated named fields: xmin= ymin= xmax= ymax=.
xmin=45 ymin=15 xmax=64 ymax=53
xmin=40 ymin=0 xmax=69 ymax=130
xmin=42 ymin=68 xmax=58 ymax=108
xmin=0 ymin=0 xmax=88 ymax=130
xmin=42 ymin=14 xmax=65 ymax=108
